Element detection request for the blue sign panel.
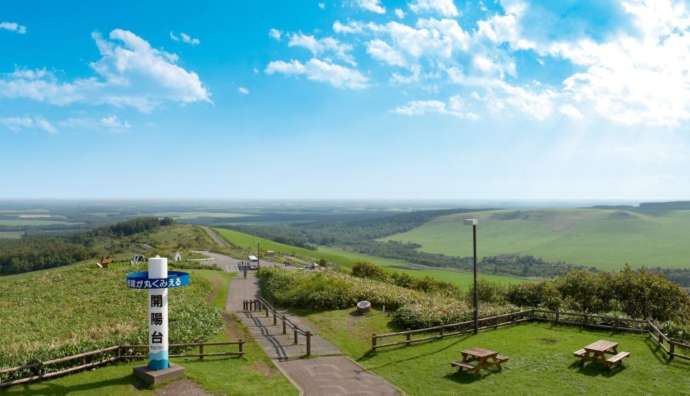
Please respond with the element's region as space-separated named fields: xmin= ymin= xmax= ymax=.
xmin=126 ymin=271 xmax=191 ymax=289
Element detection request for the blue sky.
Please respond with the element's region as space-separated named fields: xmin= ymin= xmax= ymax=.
xmin=1 ymin=0 xmax=690 ymax=200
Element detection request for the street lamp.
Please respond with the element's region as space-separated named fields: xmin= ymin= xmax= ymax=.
xmin=464 ymin=218 xmax=479 ymax=334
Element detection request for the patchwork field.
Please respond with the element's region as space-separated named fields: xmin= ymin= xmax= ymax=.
xmin=385 ymin=209 xmax=690 ymax=270
xmin=306 ymin=309 xmax=690 ymax=395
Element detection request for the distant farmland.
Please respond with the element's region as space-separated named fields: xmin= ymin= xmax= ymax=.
xmin=385 ymin=208 xmax=690 ymax=271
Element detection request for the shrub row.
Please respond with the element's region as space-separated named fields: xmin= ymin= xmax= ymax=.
xmin=257 ymin=267 xmax=515 ymax=329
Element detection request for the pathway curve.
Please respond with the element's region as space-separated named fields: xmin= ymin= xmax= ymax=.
xmin=197 ymin=249 xmax=401 ymax=395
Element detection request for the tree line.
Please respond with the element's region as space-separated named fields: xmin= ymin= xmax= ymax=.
xmin=0 ymin=217 xmax=174 ymax=275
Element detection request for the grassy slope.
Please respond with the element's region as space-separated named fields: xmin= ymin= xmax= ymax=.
xmin=386 ymin=208 xmax=690 ymax=270
xmin=4 ymin=270 xmax=297 ymax=396
xmin=214 ymin=228 xmax=526 ymax=288
xmin=307 ymin=309 xmax=690 ymax=395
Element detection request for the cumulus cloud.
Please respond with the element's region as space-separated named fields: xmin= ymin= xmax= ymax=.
xmin=366 ymin=39 xmax=406 ymax=67
xmin=238 ymin=86 xmax=250 ymax=95
xmin=394 ymin=8 xmax=406 ymax=19
xmin=170 ymin=31 xmax=200 ymax=46
xmin=265 ymin=58 xmax=368 ymax=89
xmin=0 ymin=29 xmax=210 ymax=112
xmin=1 ymin=116 xmax=57 ymax=133
xmin=58 ymin=115 xmax=132 ymax=130
xmin=0 ymin=21 xmax=26 ymax=34
xmin=409 ymin=0 xmax=459 ymax=17
xmin=393 ymin=95 xmax=478 ymax=119
xmin=355 ymin=0 xmax=386 ymax=14
xmin=269 ymin=28 xmax=282 ymax=41
xmin=287 ymin=33 xmax=355 ymax=65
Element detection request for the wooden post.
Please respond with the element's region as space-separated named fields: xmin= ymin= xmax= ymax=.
xmin=273 ymin=310 xmax=277 ymax=326
xmin=555 ymin=309 xmax=560 ymax=324
xmin=670 ymin=342 xmax=675 ymax=360
xmin=440 ymin=327 xmax=444 ymax=338
xmin=406 ymin=329 xmax=411 ymax=346
xmin=239 ymin=340 xmax=244 ymax=355
xmin=294 ymin=329 xmax=298 ymax=344
xmin=372 ymin=334 xmax=377 ymax=351
xmin=200 ymin=344 xmax=204 ymax=360
xmin=265 ymin=306 xmax=269 ymax=318
xmin=282 ymin=315 xmax=287 ymax=335
xmin=306 ymin=331 xmax=312 ymax=356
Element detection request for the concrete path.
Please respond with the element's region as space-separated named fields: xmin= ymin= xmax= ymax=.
xmin=197 ymin=247 xmax=401 ymax=395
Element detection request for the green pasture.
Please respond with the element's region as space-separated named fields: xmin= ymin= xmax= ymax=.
xmin=154 ymin=211 xmax=250 ymax=220
xmin=386 ymin=208 xmax=690 ymax=270
xmin=306 ymin=309 xmax=690 ymax=395
xmin=0 ymin=219 xmax=78 ymax=226
xmin=214 ymin=228 xmax=527 ymax=288
xmin=0 ymin=231 xmax=23 ymax=239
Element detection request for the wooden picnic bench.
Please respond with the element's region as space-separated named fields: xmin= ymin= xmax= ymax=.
xmin=451 ymin=347 xmax=509 ymax=374
xmin=574 ymin=340 xmax=630 ymax=369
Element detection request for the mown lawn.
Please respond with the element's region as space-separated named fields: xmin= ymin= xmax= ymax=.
xmin=306 ymin=309 xmax=690 ymax=395
xmin=3 ymin=270 xmax=297 ymax=396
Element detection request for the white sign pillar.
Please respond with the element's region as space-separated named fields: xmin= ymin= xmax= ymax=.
xmin=148 ymin=256 xmax=169 ymax=370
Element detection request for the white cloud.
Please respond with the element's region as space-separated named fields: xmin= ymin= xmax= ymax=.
xmin=1 ymin=116 xmax=56 ymax=133
xmin=393 ymin=95 xmax=478 ymax=119
xmin=170 ymin=31 xmax=200 ymax=46
xmin=265 ymin=58 xmax=368 ymax=89
xmin=0 ymin=29 xmax=210 ymax=112
xmin=287 ymin=32 xmax=355 ymax=65
xmin=0 ymin=21 xmax=27 ymax=34
xmin=100 ymin=115 xmax=131 ymax=129
xmin=269 ymin=28 xmax=282 ymax=41
xmin=59 ymin=115 xmax=131 ymax=130
xmin=409 ymin=0 xmax=459 ymax=17
xmin=394 ymin=8 xmax=406 ymax=19
xmin=238 ymin=86 xmax=250 ymax=95
xmin=381 ymin=19 xmax=470 ymax=61
xmin=318 ymin=2 xmax=325 ymax=9
xmin=356 ymin=0 xmax=386 ymax=14
xmin=366 ymin=39 xmax=406 ymax=67
xmin=558 ymin=104 xmax=583 ymax=120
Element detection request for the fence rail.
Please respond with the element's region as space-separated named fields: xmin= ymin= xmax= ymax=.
xmin=0 ymin=340 xmax=244 ymax=388
xmin=243 ymin=297 xmax=312 ymax=356
xmin=371 ymin=308 xmax=689 ymax=364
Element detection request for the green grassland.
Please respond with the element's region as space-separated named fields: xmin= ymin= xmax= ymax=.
xmin=386 ymin=208 xmax=690 ymax=270
xmin=0 ymin=219 xmax=79 ymax=226
xmin=0 ymin=263 xmax=222 ymax=368
xmin=154 ymin=211 xmax=250 ymax=220
xmin=306 ymin=309 xmax=690 ymax=395
xmin=0 ymin=231 xmax=23 ymax=239
xmin=3 ymin=269 xmax=297 ymax=395
xmin=214 ymin=228 xmax=526 ymax=288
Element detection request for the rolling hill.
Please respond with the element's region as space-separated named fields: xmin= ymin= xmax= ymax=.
xmin=385 ymin=208 xmax=690 ymax=271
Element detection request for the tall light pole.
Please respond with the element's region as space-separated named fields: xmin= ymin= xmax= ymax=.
xmin=464 ymin=218 xmax=479 ymax=334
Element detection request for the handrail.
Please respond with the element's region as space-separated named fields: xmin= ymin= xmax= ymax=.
xmin=243 ymin=297 xmax=312 ymax=356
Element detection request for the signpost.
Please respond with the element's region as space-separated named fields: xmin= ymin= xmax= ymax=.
xmin=126 ymin=256 xmax=190 ymax=385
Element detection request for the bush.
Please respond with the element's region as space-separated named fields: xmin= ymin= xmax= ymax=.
xmin=466 ymin=279 xmax=507 ymax=304
xmin=351 ymin=261 xmax=387 ymax=281
xmin=392 ymin=300 xmax=516 ymax=329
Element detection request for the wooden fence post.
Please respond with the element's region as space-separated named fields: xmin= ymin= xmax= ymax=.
xmin=669 ymin=342 xmax=675 ymax=360
xmin=440 ymin=327 xmax=444 ymax=338
xmin=239 ymin=340 xmax=244 ymax=355
xmin=273 ymin=310 xmax=277 ymax=326
xmin=372 ymin=334 xmax=377 ymax=351
xmin=282 ymin=315 xmax=287 ymax=335
xmin=294 ymin=329 xmax=298 ymax=345
xmin=406 ymin=329 xmax=411 ymax=346
xmin=555 ymin=309 xmax=560 ymax=324
xmin=200 ymin=344 xmax=204 ymax=360
xmin=306 ymin=331 xmax=312 ymax=356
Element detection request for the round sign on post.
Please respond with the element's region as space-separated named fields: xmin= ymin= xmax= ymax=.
xmin=126 ymin=256 xmax=190 ymax=379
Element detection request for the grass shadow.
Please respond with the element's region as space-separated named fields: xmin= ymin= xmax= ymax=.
xmin=3 ymin=372 xmax=146 ymax=395
xmin=568 ymin=360 xmax=627 ymax=378
xmin=359 ymin=335 xmax=472 ymax=369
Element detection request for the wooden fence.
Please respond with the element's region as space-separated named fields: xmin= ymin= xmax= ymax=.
xmin=0 ymin=340 xmax=244 ymax=388
xmin=243 ymin=297 xmax=312 ymax=356
xmin=371 ymin=308 xmax=689 ymax=363
xmin=371 ymin=310 xmax=533 ymax=351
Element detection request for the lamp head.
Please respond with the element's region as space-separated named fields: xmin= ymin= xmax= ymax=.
xmin=463 ymin=218 xmax=478 ymax=226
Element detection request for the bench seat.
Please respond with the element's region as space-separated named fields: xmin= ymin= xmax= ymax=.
xmin=451 ymin=361 xmax=477 ymax=371
xmin=606 ymin=351 xmax=630 ymax=365
xmin=495 ymin=354 xmax=510 ymax=363
xmin=573 ymin=349 xmax=586 ymax=358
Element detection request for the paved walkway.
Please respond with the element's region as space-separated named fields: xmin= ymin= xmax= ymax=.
xmin=198 ymin=249 xmax=401 ymax=395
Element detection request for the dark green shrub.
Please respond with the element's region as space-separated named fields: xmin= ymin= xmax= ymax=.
xmin=351 ymin=261 xmax=387 ymax=281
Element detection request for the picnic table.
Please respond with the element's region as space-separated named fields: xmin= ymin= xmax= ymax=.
xmin=451 ymin=347 xmax=509 ymax=374
xmin=574 ymin=340 xmax=630 ymax=369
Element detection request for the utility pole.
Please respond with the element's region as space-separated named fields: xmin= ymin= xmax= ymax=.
xmin=257 ymin=241 xmax=260 ymax=268
xmin=464 ymin=218 xmax=479 ymax=334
